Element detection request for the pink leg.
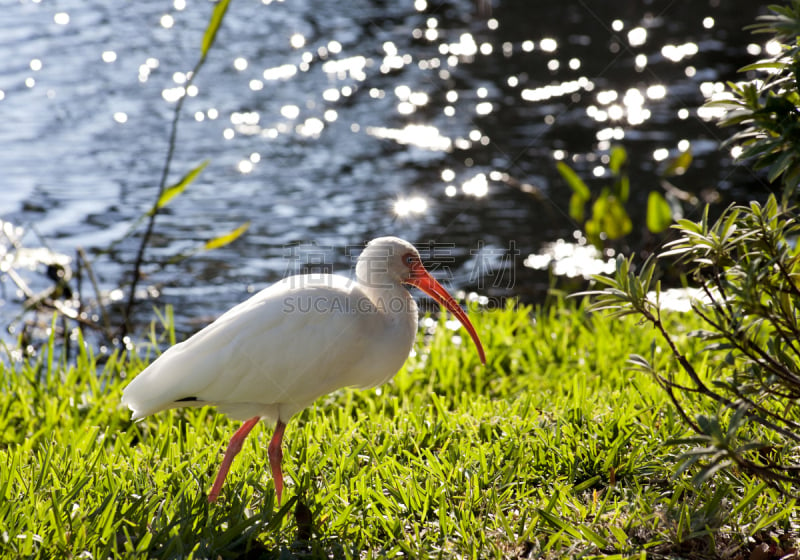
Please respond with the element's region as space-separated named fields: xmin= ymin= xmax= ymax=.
xmin=268 ymin=421 xmax=287 ymax=505
xmin=207 ymin=416 xmax=260 ymax=503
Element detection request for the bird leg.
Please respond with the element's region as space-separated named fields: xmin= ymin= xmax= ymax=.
xmin=268 ymin=420 xmax=287 ymax=505
xmin=207 ymin=415 xmax=261 ymax=503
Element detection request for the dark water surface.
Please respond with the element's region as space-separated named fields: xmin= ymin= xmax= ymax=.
xmin=0 ymin=0 xmax=774 ymax=340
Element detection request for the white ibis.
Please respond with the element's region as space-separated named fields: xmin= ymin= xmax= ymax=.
xmin=122 ymin=236 xmax=485 ymax=504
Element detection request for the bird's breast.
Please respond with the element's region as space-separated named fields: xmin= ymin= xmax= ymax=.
xmin=344 ymin=288 xmax=418 ymax=389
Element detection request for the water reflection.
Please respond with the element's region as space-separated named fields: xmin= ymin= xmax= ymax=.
xmin=524 ymin=239 xmax=615 ymax=279
xmin=0 ymin=0 xmax=773 ymax=337
xmin=394 ymin=196 xmax=428 ymax=217
xmin=367 ymin=125 xmax=452 ymax=152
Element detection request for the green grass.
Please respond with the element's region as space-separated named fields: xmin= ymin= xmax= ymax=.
xmin=1 ymin=302 xmax=797 ymax=558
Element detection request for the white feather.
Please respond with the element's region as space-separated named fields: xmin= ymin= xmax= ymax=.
xmin=122 ymin=238 xmax=420 ymax=423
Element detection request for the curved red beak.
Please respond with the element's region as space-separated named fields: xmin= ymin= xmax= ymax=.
xmin=405 ymin=261 xmax=486 ymax=365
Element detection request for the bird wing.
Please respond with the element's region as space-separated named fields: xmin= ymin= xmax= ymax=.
xmin=122 ymin=274 xmax=383 ymax=421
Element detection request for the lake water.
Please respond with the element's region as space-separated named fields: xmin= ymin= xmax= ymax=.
xmin=0 ymin=0 xmax=775 ymax=343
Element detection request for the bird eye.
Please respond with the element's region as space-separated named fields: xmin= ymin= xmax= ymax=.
xmin=404 ymin=253 xmax=415 ymax=266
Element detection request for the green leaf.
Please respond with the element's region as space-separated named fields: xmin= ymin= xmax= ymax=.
xmin=569 ymin=192 xmax=585 ymax=223
xmin=646 ymin=191 xmax=672 ymax=233
xmin=536 ymin=509 xmax=582 ymax=539
xmin=609 ymin=145 xmax=627 ymax=175
xmin=584 ymin=217 xmax=601 ymax=247
xmin=153 ymin=160 xmax=209 ymax=214
xmin=614 ymin=174 xmax=630 ymax=202
xmin=592 ymin=192 xmax=632 ymax=240
xmin=201 ymin=0 xmax=232 ymax=59
xmin=662 ymin=151 xmax=692 ymax=177
xmin=557 ymin=161 xmax=590 ymax=200
xmin=203 ymin=221 xmax=250 ymax=251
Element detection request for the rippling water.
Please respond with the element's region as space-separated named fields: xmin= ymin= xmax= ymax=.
xmin=0 ymin=0 xmax=773 ymax=338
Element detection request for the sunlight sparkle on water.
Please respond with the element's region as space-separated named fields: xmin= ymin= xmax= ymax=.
xmin=394 ymin=196 xmax=428 ymax=217
xmin=746 ymin=43 xmax=762 ymax=56
xmin=539 ymin=38 xmax=558 ymax=52
xmin=280 ymin=105 xmax=300 ymax=119
xmin=622 ymin=88 xmax=649 ymax=125
xmin=524 ymin=240 xmax=615 ymax=279
xmin=661 ymin=42 xmax=698 ymax=62
xmin=381 ymin=44 xmax=408 ymax=73
xmin=521 ymin=77 xmax=593 ymax=102
xmin=646 ymin=84 xmax=667 ymax=99
xmin=160 ymin=14 xmax=174 ymax=29
xmin=627 ymin=27 xmax=647 ymax=47
xmin=607 ymin=105 xmax=624 ymax=120
xmin=398 ymin=102 xmax=414 ymax=115
xmin=446 ymin=33 xmax=478 ymax=57
xmin=54 ymin=12 xmax=70 ymax=25
xmin=596 ymin=127 xmax=625 ymax=142
xmin=231 ymin=111 xmax=259 ymax=125
xmin=765 ymin=40 xmax=782 ymax=56
xmin=597 ymin=90 xmax=618 ymax=105
xmin=476 ymin=102 xmax=492 ymax=115
xmin=409 ymin=92 xmax=429 ymax=106
xmin=322 ymin=56 xmax=367 ymax=80
xmin=263 ymin=64 xmax=297 ymax=81
xmin=290 ymin=33 xmax=306 ymax=49
xmin=366 ymin=125 xmax=452 ymax=152
xmin=322 ymin=88 xmax=340 ymax=102
xmin=461 ymin=173 xmax=488 ymax=197
xmin=697 ymin=82 xmax=733 ymax=120
xmin=297 ymin=117 xmax=324 ymax=137
xmin=162 ymin=87 xmax=185 ymax=102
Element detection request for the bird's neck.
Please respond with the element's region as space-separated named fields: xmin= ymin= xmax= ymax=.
xmin=359 ymin=281 xmax=417 ymax=319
